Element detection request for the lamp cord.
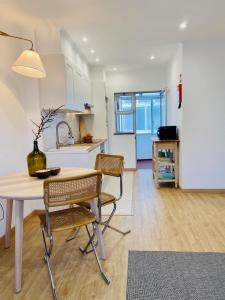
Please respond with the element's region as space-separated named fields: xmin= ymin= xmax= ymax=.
xmin=0 ymin=203 xmax=4 ymax=221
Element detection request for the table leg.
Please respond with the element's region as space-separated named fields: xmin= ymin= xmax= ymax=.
xmin=15 ymin=200 xmax=24 ymax=293
xmin=90 ymin=200 xmax=106 ymax=260
xmin=5 ymin=199 xmax=13 ymax=249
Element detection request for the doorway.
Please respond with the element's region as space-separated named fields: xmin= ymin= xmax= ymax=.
xmin=114 ymin=91 xmax=166 ymax=168
xmin=136 ymin=91 xmax=166 ymax=167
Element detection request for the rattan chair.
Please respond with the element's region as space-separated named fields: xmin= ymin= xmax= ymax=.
xmin=79 ymin=154 xmax=131 ymax=254
xmin=38 ymin=172 xmax=110 ymax=300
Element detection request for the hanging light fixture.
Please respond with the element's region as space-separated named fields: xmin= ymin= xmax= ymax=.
xmin=0 ymin=30 xmax=46 ymax=78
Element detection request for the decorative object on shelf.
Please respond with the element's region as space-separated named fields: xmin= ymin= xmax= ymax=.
xmin=0 ymin=30 xmax=46 ymax=78
xmin=27 ymin=106 xmax=63 ymax=176
xmin=84 ymin=102 xmax=94 ymax=114
xmin=177 ymin=73 xmax=182 ymax=109
xmin=83 ymin=133 xmax=93 ymax=143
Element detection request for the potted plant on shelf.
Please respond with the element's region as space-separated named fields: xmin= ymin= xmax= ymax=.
xmin=27 ymin=106 xmax=63 ymax=176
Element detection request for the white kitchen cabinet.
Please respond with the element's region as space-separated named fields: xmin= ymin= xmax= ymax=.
xmin=46 ymin=145 xmax=101 ymax=169
xmin=73 ymin=68 xmax=92 ymax=110
xmin=39 ymin=54 xmax=92 ymax=112
xmin=65 ymin=62 xmax=75 ymax=110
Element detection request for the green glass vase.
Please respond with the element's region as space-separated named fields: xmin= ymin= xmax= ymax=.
xmin=27 ymin=141 xmax=46 ymax=177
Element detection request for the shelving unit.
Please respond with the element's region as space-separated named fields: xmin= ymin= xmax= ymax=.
xmin=152 ymin=138 xmax=179 ymax=188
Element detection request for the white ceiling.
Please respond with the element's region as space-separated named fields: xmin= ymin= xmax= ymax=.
xmin=3 ymin=0 xmax=225 ymax=70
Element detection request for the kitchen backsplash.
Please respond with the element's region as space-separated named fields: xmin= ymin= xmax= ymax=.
xmin=43 ymin=112 xmax=80 ymax=150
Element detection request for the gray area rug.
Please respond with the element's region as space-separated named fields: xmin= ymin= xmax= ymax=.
xmin=127 ymin=251 xmax=225 ymax=300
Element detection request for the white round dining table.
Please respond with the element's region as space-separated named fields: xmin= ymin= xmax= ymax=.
xmin=0 ymin=168 xmax=106 ymax=293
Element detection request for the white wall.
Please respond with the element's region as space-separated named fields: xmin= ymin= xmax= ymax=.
xmin=0 ymin=20 xmax=44 ymax=237
xmin=105 ymin=66 xmax=166 ymax=168
xmin=166 ymin=44 xmax=183 ymax=184
xmin=181 ymin=40 xmax=225 ymax=189
xmin=166 ymin=44 xmax=183 ymax=128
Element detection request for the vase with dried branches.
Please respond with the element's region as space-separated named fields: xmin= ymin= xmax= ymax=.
xmin=27 ymin=106 xmax=63 ymax=176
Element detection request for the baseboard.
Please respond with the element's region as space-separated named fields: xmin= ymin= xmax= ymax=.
xmin=0 ymin=209 xmax=41 ymax=246
xmin=124 ymin=168 xmax=136 ymax=171
xmin=182 ymin=188 xmax=225 ymax=193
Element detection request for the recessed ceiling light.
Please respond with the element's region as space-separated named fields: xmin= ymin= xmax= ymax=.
xmin=150 ymin=55 xmax=155 ymax=60
xmin=95 ymin=58 xmax=100 ymax=62
xmin=113 ymin=67 xmax=117 ymax=71
xmin=90 ymin=49 xmax=95 ymax=54
xmin=179 ymin=21 xmax=187 ymax=30
xmin=82 ymin=36 xmax=88 ymax=42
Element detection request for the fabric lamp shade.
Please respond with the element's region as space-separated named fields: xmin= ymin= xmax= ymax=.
xmin=12 ymin=49 xmax=46 ymax=78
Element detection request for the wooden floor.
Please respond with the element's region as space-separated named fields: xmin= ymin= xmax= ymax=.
xmin=1 ymin=169 xmax=225 ymax=299
xmin=136 ymin=159 xmax=152 ymax=169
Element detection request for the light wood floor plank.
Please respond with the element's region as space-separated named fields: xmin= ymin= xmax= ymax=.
xmin=1 ymin=169 xmax=225 ymax=299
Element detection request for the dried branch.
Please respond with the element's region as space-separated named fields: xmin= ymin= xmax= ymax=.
xmin=31 ymin=105 xmax=64 ymax=141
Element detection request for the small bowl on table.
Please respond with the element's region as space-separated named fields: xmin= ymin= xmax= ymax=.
xmin=35 ymin=169 xmax=51 ymax=179
xmin=48 ymin=167 xmax=61 ymax=176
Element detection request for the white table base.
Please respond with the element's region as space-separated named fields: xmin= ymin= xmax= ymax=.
xmin=5 ymin=199 xmax=13 ymax=249
xmin=15 ymin=200 xmax=24 ymax=293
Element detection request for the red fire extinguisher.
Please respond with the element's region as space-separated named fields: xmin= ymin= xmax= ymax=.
xmin=177 ymin=74 xmax=182 ymax=109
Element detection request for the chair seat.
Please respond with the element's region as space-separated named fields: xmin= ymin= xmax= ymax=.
xmin=79 ymin=192 xmax=116 ymax=209
xmin=39 ymin=207 xmax=96 ymax=232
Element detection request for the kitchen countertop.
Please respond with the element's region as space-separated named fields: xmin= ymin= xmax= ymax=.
xmin=45 ymin=139 xmax=107 ymax=154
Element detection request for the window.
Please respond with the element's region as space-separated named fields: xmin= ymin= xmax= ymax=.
xmin=115 ymin=94 xmax=135 ymax=133
xmin=115 ymin=91 xmax=166 ymax=134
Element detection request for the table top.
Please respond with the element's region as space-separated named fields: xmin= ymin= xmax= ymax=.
xmin=0 ymin=168 xmax=96 ymax=201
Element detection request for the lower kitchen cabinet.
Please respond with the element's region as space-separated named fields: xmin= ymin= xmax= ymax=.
xmin=46 ymin=145 xmax=102 ymax=169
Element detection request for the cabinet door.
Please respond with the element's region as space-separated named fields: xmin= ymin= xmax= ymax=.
xmin=65 ymin=63 xmax=75 ymax=110
xmin=83 ymin=77 xmax=92 ymax=105
xmin=73 ymin=70 xmax=84 ymax=111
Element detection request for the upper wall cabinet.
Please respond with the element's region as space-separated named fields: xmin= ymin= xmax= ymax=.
xmin=39 ymin=54 xmax=92 ymax=112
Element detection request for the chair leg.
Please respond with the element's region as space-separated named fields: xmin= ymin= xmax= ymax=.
xmin=85 ymin=224 xmax=110 ymax=285
xmin=79 ymin=228 xmax=95 ymax=254
xmin=41 ymin=228 xmax=58 ymax=300
xmin=82 ymin=202 xmax=130 ymax=255
xmin=101 ymin=202 xmax=131 ymax=235
xmin=103 ymin=223 xmax=131 ymax=235
xmin=84 ymin=204 xmax=116 ymax=254
xmin=66 ymin=227 xmax=80 ymax=242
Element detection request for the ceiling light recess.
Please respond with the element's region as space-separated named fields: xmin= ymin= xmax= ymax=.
xmin=90 ymin=49 xmax=95 ymax=54
xmin=82 ymin=36 xmax=88 ymax=42
xmin=95 ymin=58 xmax=100 ymax=62
xmin=179 ymin=21 xmax=187 ymax=30
xmin=150 ymin=55 xmax=155 ymax=60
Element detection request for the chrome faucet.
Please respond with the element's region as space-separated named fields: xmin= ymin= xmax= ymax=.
xmin=56 ymin=121 xmax=74 ymax=149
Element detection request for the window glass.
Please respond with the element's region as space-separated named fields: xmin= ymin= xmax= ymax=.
xmin=115 ymin=91 xmax=166 ymax=134
xmin=146 ymin=106 xmax=151 ymax=131
xmin=136 ymin=107 xmax=145 ymax=130
xmin=116 ymin=114 xmax=134 ymax=133
xmin=116 ymin=95 xmax=133 ymax=112
xmin=152 ymin=98 xmax=161 ymax=134
xmin=161 ymin=91 xmax=166 ymax=126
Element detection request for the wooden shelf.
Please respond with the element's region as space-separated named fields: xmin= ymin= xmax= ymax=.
xmin=152 ymin=139 xmax=179 ymax=188
xmin=153 ymin=158 xmax=175 ymax=166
